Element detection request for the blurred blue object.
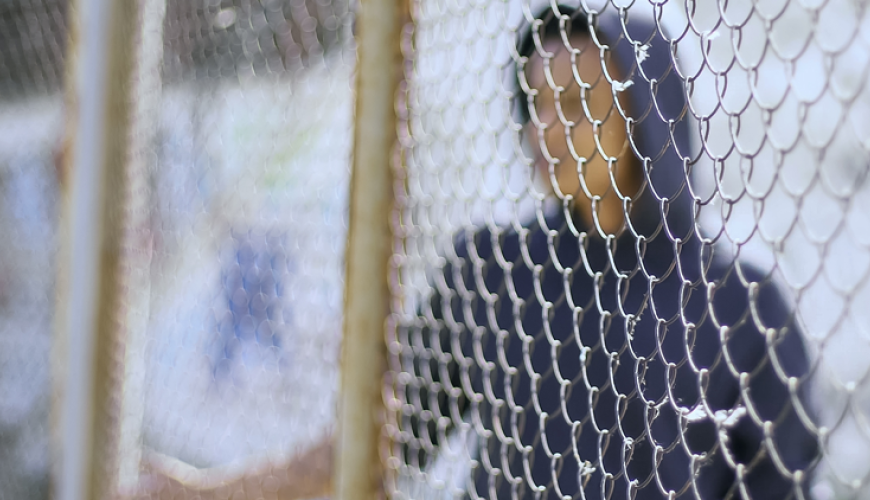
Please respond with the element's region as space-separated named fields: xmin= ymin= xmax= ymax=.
xmin=210 ymin=229 xmax=292 ymax=381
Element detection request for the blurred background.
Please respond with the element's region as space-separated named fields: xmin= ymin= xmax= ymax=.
xmin=0 ymin=3 xmax=67 ymax=497
xmin=0 ymin=0 xmax=354 ymax=497
xmin=1 ymin=0 xmax=869 ymax=498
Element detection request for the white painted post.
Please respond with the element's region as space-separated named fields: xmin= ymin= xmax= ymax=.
xmin=53 ymin=1 xmax=164 ymax=499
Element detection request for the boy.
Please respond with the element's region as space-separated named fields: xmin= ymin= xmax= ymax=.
xmin=399 ymin=5 xmax=819 ymax=500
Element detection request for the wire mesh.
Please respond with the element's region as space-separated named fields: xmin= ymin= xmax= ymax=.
xmin=4 ymin=0 xmax=870 ymax=497
xmin=0 ymin=0 xmax=68 ymax=97
xmin=386 ymin=1 xmax=870 ymax=500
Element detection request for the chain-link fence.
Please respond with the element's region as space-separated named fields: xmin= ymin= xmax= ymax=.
xmin=386 ymin=1 xmax=870 ymax=500
xmin=2 ymin=0 xmax=870 ymax=498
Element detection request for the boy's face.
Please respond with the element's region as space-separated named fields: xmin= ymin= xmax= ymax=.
xmin=525 ymin=32 xmax=639 ymax=235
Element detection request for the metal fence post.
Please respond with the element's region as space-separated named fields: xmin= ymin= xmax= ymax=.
xmin=53 ymin=0 xmax=163 ymax=499
xmin=335 ymin=0 xmax=407 ymax=496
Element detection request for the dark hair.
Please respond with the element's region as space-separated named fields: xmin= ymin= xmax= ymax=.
xmin=513 ymin=5 xmax=598 ymax=125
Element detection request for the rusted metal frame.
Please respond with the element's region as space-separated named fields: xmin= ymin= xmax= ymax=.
xmin=336 ymin=0 xmax=408 ymax=496
xmin=53 ymin=0 xmax=163 ymax=499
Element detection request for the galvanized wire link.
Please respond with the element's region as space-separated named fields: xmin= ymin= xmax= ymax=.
xmin=387 ymin=0 xmax=870 ymax=499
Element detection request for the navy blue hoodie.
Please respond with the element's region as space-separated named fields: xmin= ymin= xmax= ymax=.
xmin=399 ymin=5 xmax=818 ymax=500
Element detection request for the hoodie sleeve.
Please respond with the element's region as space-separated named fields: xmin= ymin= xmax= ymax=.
xmin=397 ymin=228 xmax=488 ymax=470
xmin=708 ymin=262 xmax=819 ymax=498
